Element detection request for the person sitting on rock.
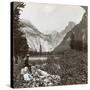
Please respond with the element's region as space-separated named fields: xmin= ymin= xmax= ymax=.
xmin=20 ymin=54 xmax=34 ymax=81
xmin=24 ymin=54 xmax=32 ymax=73
xmin=21 ymin=66 xmax=33 ymax=81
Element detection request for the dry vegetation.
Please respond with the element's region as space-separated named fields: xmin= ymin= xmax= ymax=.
xmin=13 ymin=49 xmax=87 ymax=88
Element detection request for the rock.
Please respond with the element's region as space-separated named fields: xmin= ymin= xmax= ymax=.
xmin=20 ymin=65 xmax=61 ymax=87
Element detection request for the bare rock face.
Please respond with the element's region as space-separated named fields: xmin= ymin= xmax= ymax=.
xmin=20 ymin=20 xmax=75 ymax=52
xmin=69 ymin=6 xmax=87 ymax=51
xmin=54 ymin=6 xmax=88 ymax=53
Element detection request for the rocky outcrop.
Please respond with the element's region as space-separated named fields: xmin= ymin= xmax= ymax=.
xmin=20 ymin=65 xmax=61 ymax=88
xmin=54 ymin=6 xmax=88 ymax=53
xmin=20 ymin=20 xmax=75 ymax=52
xmin=70 ymin=6 xmax=87 ymax=51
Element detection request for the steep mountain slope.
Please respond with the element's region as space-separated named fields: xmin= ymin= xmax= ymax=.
xmin=48 ymin=22 xmax=75 ymax=50
xmin=54 ymin=6 xmax=87 ymax=53
xmin=20 ymin=20 xmax=75 ymax=52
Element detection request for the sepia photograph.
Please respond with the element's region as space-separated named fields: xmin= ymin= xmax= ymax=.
xmin=11 ymin=2 xmax=88 ymax=88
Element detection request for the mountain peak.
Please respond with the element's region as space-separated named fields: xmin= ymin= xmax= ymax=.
xmin=20 ymin=20 xmax=75 ymax=52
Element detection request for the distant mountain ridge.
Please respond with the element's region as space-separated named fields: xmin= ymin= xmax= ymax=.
xmin=54 ymin=6 xmax=87 ymax=53
xmin=20 ymin=19 xmax=75 ymax=52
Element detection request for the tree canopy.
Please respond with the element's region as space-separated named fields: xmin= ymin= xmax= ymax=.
xmin=12 ymin=2 xmax=28 ymax=57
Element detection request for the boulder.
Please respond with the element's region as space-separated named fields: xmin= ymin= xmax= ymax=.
xmin=20 ymin=65 xmax=61 ymax=87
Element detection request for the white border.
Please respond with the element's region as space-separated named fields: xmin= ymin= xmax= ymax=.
xmin=0 ymin=0 xmax=89 ymax=90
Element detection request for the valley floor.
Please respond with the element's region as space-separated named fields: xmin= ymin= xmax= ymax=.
xmin=12 ymin=49 xmax=87 ymax=88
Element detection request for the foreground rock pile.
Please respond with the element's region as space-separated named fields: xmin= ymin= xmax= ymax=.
xmin=20 ymin=65 xmax=61 ymax=88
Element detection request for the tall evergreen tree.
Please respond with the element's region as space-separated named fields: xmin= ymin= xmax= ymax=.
xmin=12 ymin=2 xmax=28 ymax=57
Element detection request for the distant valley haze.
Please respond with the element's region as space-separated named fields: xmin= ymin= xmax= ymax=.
xmin=20 ymin=2 xmax=85 ymax=34
xmin=19 ymin=2 xmax=85 ymax=52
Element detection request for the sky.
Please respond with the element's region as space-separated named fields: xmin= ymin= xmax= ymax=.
xmin=20 ymin=2 xmax=85 ymax=34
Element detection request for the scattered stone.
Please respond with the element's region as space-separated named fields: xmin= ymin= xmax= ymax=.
xmin=20 ymin=65 xmax=61 ymax=87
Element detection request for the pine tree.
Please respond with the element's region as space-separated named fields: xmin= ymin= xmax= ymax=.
xmin=12 ymin=2 xmax=28 ymax=57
